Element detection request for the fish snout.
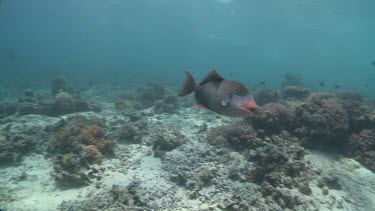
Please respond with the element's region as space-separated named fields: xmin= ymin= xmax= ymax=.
xmin=244 ymin=100 xmax=257 ymax=112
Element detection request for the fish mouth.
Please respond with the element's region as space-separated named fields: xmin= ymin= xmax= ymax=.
xmin=247 ymin=107 xmax=256 ymax=112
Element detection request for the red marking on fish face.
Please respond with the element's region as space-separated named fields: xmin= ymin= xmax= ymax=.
xmin=243 ymin=98 xmax=257 ymax=111
xmin=225 ymin=94 xmax=257 ymax=117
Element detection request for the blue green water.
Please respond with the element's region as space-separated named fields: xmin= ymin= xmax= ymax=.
xmin=1 ymin=0 xmax=375 ymax=96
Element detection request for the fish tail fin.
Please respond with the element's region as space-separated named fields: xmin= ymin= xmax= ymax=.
xmin=178 ymin=70 xmax=196 ymax=97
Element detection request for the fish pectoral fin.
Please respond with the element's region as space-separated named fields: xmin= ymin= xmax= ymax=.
xmin=221 ymin=99 xmax=230 ymax=106
xmin=219 ymin=92 xmax=233 ymax=107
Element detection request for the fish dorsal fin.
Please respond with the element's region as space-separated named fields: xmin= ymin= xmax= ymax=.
xmin=199 ymin=70 xmax=224 ymax=86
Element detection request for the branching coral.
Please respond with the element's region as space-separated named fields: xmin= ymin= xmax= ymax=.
xmin=49 ymin=116 xmax=113 ymax=186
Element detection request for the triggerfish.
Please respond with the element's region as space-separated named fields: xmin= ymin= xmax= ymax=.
xmin=178 ymin=70 xmax=257 ymax=118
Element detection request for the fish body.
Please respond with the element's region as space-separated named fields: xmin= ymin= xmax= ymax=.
xmin=178 ymin=70 xmax=256 ymax=117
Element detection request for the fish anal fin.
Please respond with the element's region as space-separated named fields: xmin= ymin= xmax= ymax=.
xmin=199 ymin=69 xmax=224 ymax=86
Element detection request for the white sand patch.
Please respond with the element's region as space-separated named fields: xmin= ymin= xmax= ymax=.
xmin=0 ymin=154 xmax=81 ymax=211
xmin=307 ymin=150 xmax=375 ymax=211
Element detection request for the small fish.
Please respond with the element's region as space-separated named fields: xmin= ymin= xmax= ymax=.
xmin=260 ymin=81 xmax=267 ymax=85
xmin=318 ymin=82 xmax=325 ymax=87
xmin=334 ymin=85 xmax=341 ymax=89
xmin=178 ymin=70 xmax=257 ymax=118
xmin=372 ymin=60 xmax=375 ymax=66
xmin=365 ymin=83 xmax=369 ymax=87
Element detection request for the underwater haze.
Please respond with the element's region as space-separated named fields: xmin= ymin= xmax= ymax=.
xmin=2 ymin=1 xmax=375 ymax=211
xmin=1 ymin=0 xmax=375 ymax=94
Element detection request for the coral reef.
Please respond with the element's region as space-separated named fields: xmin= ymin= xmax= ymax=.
xmin=153 ymin=94 xmax=179 ymax=114
xmin=49 ymin=116 xmax=113 ymax=186
xmin=247 ymin=102 xmax=297 ymax=135
xmin=49 ymin=92 xmax=91 ymax=116
xmin=206 ymin=120 xmax=315 ymax=209
xmin=113 ymin=82 xmax=176 ymax=112
xmin=2 ymin=82 xmax=375 ymax=210
xmin=136 ymin=82 xmax=168 ymax=108
xmin=0 ymin=78 xmax=101 ymax=119
xmin=0 ymin=116 xmax=50 ymax=166
xmin=117 ymin=117 xmax=148 ymax=143
xmin=295 ymin=93 xmax=349 ymax=146
xmin=253 ymin=88 xmax=279 ymax=106
xmin=282 ymin=72 xmax=301 ymax=88
xmin=114 ymin=99 xmax=142 ymax=111
xmin=243 ymin=131 xmax=307 ymax=187
xmin=59 ymin=180 xmax=148 ymax=210
xmin=345 ymin=129 xmax=375 ymax=171
xmin=151 ymin=128 xmax=186 ymax=157
xmin=0 ymin=103 xmax=18 ymax=118
xmin=206 ymin=122 xmax=257 ymax=149
xmin=51 ymin=77 xmax=68 ymax=96
xmin=282 ymin=86 xmax=310 ymax=100
xmin=336 ymin=93 xmax=375 ymax=132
